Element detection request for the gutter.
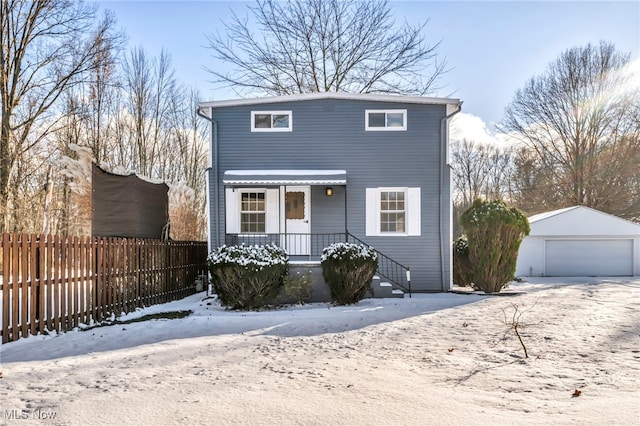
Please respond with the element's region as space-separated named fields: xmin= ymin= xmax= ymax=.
xmin=197 ymin=107 xmax=219 ymax=250
xmin=439 ymin=102 xmax=462 ymax=291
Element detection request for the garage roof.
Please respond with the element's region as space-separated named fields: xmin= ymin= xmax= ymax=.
xmin=528 ymin=206 xmax=640 ymax=237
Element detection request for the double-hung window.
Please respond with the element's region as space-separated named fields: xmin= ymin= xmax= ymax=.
xmin=380 ymin=190 xmax=406 ymax=232
xmin=365 ymin=187 xmax=421 ymax=236
xmin=225 ymin=188 xmax=278 ymax=234
xmin=365 ymin=109 xmax=407 ymax=131
xmin=240 ymin=192 xmax=265 ymax=233
xmin=251 ymin=111 xmax=292 ymax=132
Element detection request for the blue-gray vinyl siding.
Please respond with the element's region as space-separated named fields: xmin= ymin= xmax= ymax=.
xmin=309 ymin=185 xmax=346 ymax=234
xmin=207 ymin=98 xmax=451 ymax=292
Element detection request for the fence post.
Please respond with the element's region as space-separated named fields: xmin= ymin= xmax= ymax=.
xmin=12 ymin=233 xmax=20 ymax=341
xmin=29 ymin=234 xmax=38 ymax=337
xmin=37 ymin=234 xmax=45 ymax=335
xmin=2 ymin=233 xmax=10 ymax=343
xmin=44 ymin=234 xmax=53 ymax=333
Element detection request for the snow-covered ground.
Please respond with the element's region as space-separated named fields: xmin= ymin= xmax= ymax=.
xmin=1 ymin=277 xmax=638 ymax=425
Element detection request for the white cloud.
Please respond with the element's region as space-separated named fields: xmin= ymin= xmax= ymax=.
xmin=450 ymin=112 xmax=497 ymax=145
xmin=450 ymin=112 xmax=522 ymax=148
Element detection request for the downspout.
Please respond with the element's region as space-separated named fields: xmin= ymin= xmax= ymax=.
xmin=439 ymin=102 xmax=462 ymax=291
xmin=204 ymin=167 xmax=211 ymax=253
xmin=344 ymin=184 xmax=348 ymax=239
xmin=197 ymin=106 xmax=219 ymax=250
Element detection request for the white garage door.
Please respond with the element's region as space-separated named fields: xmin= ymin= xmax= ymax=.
xmin=545 ymin=239 xmax=633 ymax=276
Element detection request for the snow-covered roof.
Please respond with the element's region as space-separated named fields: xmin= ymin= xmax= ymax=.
xmin=528 ymin=206 xmax=580 ymax=223
xmin=527 ymin=205 xmax=640 ymax=237
xmin=198 ymin=91 xmax=460 ymax=113
xmin=223 ymin=170 xmax=347 ymax=186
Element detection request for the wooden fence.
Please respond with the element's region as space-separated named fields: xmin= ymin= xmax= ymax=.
xmin=0 ymin=233 xmax=208 ymax=344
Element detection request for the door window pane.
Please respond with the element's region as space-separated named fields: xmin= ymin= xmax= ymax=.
xmin=286 ymin=191 xmax=305 ymax=220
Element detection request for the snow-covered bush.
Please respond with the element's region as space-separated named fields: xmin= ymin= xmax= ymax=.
xmin=320 ymin=242 xmax=378 ymax=305
xmin=460 ymin=199 xmax=530 ymax=293
xmin=208 ymin=244 xmax=288 ymax=309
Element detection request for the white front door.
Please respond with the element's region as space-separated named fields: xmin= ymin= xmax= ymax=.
xmin=284 ymin=186 xmax=310 ymax=255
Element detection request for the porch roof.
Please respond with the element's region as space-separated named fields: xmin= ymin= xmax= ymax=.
xmin=223 ymin=170 xmax=347 ymax=186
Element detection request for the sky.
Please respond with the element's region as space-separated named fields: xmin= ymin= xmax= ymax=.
xmin=96 ymin=1 xmax=640 ymax=135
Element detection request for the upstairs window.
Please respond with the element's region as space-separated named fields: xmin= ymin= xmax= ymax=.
xmin=365 ymin=109 xmax=407 ymax=131
xmin=251 ymin=111 xmax=292 ymax=132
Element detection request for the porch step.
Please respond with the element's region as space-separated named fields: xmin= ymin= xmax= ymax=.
xmin=367 ymin=275 xmax=404 ymax=299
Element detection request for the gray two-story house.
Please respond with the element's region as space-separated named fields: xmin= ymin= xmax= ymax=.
xmin=198 ymin=92 xmax=461 ymax=293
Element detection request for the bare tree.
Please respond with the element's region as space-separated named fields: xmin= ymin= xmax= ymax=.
xmin=85 ymin=28 xmax=122 ymax=164
xmin=163 ymin=88 xmax=208 ymax=189
xmin=450 ymin=138 xmax=516 ymax=237
xmin=206 ymin=0 xmax=446 ymax=95
xmin=507 ymin=146 xmax=562 ymax=216
xmin=451 ymin=139 xmax=515 ymax=206
xmin=0 ymin=0 xmax=118 ymax=232
xmin=451 ymin=139 xmax=492 ymax=207
xmin=502 ymin=41 xmax=640 ymax=220
xmin=484 ymin=148 xmax=513 ymax=201
xmin=121 ymin=47 xmax=178 ymax=177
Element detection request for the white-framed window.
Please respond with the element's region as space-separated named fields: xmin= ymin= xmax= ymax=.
xmin=251 ymin=111 xmax=292 ymax=132
xmin=380 ymin=190 xmax=406 ymax=233
xmin=240 ymin=191 xmax=266 ymax=233
xmin=365 ymin=187 xmax=421 ymax=236
xmin=225 ymin=188 xmax=279 ymax=234
xmin=365 ymin=109 xmax=407 ymax=131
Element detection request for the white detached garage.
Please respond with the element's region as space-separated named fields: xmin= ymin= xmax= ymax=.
xmin=516 ymin=206 xmax=640 ymax=277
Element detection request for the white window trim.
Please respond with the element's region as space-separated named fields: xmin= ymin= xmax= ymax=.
xmin=225 ymin=188 xmax=279 ymax=234
xmin=251 ymin=111 xmax=293 ymax=132
xmin=366 ymin=187 xmax=421 ymax=237
xmin=365 ymin=109 xmax=407 ymax=131
xmin=239 ymin=189 xmax=267 ymax=234
xmin=379 ymin=188 xmax=407 ymax=235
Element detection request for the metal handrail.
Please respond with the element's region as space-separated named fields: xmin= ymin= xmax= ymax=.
xmin=346 ymin=232 xmax=412 ymax=297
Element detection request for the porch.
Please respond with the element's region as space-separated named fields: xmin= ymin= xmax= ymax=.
xmin=225 ymin=232 xmax=412 ymax=296
xmin=221 ymin=170 xmax=411 ymax=296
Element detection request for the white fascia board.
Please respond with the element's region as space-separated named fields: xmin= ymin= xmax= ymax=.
xmin=198 ymin=92 xmax=461 ymax=110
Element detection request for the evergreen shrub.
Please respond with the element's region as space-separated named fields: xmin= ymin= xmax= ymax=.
xmin=453 ymin=236 xmax=473 ymax=287
xmin=460 ymin=199 xmax=530 ymax=293
xmin=321 ymin=242 xmax=378 ymax=305
xmin=208 ymin=244 xmax=288 ymax=309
